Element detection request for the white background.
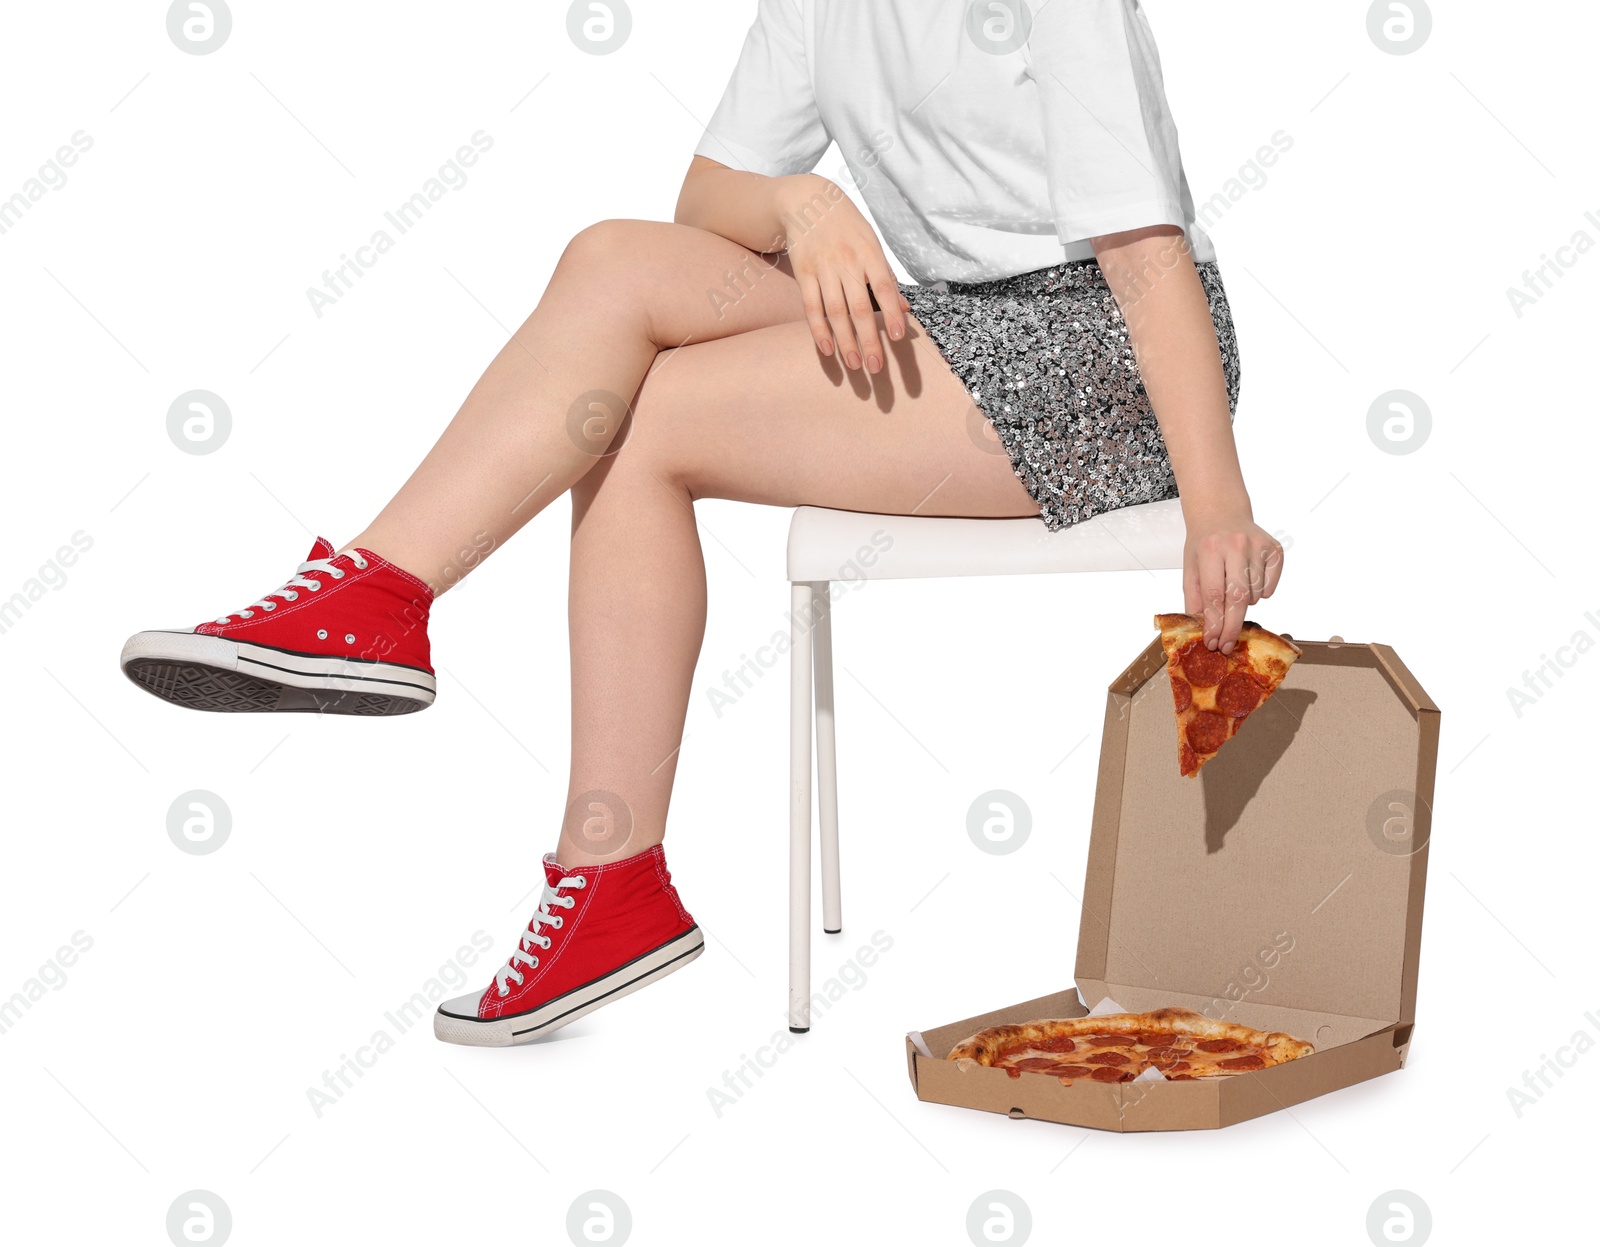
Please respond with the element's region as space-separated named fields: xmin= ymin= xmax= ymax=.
xmin=1 ymin=2 xmax=1594 ymax=1244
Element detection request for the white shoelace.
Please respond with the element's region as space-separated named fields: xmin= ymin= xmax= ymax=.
xmin=214 ymin=551 xmax=369 ymax=624
xmin=495 ymin=872 xmax=587 ymax=995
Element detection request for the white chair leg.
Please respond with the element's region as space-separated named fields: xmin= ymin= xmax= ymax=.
xmin=788 ymin=581 xmax=813 ymax=1033
xmin=811 ymin=580 xmax=842 ymax=935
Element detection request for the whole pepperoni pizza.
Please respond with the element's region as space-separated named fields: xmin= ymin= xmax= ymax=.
xmin=1154 ymin=613 xmax=1302 ymax=777
xmin=947 ymin=1007 xmax=1313 ymax=1083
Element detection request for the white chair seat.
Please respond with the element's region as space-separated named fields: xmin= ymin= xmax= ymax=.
xmin=783 ymin=499 xmax=1188 ymax=1031
xmin=787 ymin=496 xmax=1187 ymax=582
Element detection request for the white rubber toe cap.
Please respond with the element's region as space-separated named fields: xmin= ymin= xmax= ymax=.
xmin=437 ymin=989 xmax=487 ymax=1019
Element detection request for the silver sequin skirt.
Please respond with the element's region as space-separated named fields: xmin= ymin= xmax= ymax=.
xmin=898 ymin=260 xmax=1241 ymax=532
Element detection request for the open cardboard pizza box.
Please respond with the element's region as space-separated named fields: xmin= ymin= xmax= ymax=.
xmin=906 ymin=635 xmax=1439 ymax=1131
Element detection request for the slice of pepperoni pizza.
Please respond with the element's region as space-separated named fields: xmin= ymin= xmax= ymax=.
xmin=1154 ymin=613 xmax=1302 ymax=778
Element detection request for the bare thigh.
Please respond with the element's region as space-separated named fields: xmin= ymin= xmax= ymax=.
xmin=613 ymin=311 xmax=1041 ymax=520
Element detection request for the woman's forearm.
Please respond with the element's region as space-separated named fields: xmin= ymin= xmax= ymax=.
xmin=673 ymin=156 xmax=842 ymax=255
xmin=1092 ymin=226 xmax=1252 ymax=523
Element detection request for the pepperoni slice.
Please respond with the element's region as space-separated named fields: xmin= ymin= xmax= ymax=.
xmin=1170 ymin=674 xmax=1193 ymax=713
xmin=1004 ymin=1067 xmax=1022 ymax=1078
xmin=1090 ymin=1066 xmax=1137 ymax=1083
xmin=1178 ymin=742 xmax=1198 ymax=776
xmin=1085 ymin=1034 xmax=1135 ymax=1047
xmin=1219 ymin=1054 xmax=1266 ymax=1071
xmin=1134 ymin=1032 xmax=1178 ymax=1047
xmin=1180 ymin=641 xmax=1229 ymax=687
xmin=1011 ymin=1057 xmax=1061 ymax=1072
xmin=1185 ymin=710 xmax=1231 ymax=755
xmin=1142 ymin=1046 xmax=1188 ymax=1061
xmin=1166 ymin=1073 xmax=1197 ymax=1081
xmin=1148 ymin=1059 xmax=1192 ymax=1072
xmin=1034 ymin=1035 xmax=1077 ymax=1054
xmin=1051 ymin=1065 xmax=1091 ymax=1080
xmin=1216 ymin=670 xmax=1267 ymax=718
xmin=1085 ymin=1051 xmax=1130 ymax=1066
xmin=1194 ymin=1038 xmax=1244 ymax=1053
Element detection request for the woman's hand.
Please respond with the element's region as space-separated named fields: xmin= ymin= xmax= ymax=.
xmin=779 ymin=175 xmax=910 ymax=374
xmin=1183 ymin=507 xmax=1285 ymax=654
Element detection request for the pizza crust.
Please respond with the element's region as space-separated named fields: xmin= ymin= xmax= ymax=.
xmin=1154 ymin=615 xmax=1301 ymax=684
xmin=947 ymin=1006 xmax=1314 ymax=1080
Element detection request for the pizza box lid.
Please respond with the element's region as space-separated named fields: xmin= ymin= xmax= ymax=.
xmin=905 ymin=634 xmax=1439 ymax=1130
xmin=1073 ymin=636 xmax=1438 ymax=1036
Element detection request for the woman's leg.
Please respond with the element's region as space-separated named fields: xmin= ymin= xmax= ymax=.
xmin=329 ymin=215 xmax=1035 ymax=862
xmin=557 ymin=312 xmax=1038 ymax=866
xmin=416 ymin=225 xmax=1041 ymax=1043
xmin=340 ymin=219 xmax=822 ymax=592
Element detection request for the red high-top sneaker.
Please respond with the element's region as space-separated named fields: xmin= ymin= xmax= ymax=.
xmin=120 ymin=537 xmax=436 ymax=715
xmin=435 ymin=845 xmax=704 ymax=1047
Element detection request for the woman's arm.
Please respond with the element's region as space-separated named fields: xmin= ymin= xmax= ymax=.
xmin=1093 ymin=225 xmax=1284 ymax=654
xmin=674 ymin=155 xmax=813 ymax=255
xmin=674 ymin=155 xmax=908 ymax=373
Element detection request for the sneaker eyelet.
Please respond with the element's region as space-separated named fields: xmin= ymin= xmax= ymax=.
xmin=331 ymin=568 xmax=345 ymax=579
xmin=317 ymin=629 xmax=328 ymax=640
xmin=239 ymin=611 xmax=253 ymax=619
xmin=354 ymin=557 xmax=369 ymax=570
xmin=308 ymin=580 xmax=322 ymax=591
xmin=551 ymin=916 xmax=563 ymax=929
xmin=262 ymin=602 xmax=276 ymax=611
xmin=284 ymin=591 xmax=298 ymax=601
xmin=574 ymin=876 xmax=587 ymax=889
xmin=344 ymin=633 xmax=356 ymax=645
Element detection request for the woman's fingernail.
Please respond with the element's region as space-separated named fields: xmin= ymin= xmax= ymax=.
xmin=867 ymin=355 xmax=881 ymax=371
xmin=846 ymin=352 xmax=861 ymax=370
xmin=821 ymin=341 xmax=834 ymax=356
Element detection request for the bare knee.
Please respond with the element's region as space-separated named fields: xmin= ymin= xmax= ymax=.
xmin=557 ymin=218 xmax=672 ymax=276
xmin=614 ymin=375 xmax=704 ymax=496
xmin=570 ymin=428 xmax=693 ymax=523
xmin=552 ymin=219 xmax=693 ymax=345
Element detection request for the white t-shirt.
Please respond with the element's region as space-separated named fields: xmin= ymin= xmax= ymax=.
xmin=692 ymin=0 xmax=1216 ymax=285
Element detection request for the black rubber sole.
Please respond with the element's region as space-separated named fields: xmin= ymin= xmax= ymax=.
xmin=124 ymin=658 xmax=424 ymax=716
